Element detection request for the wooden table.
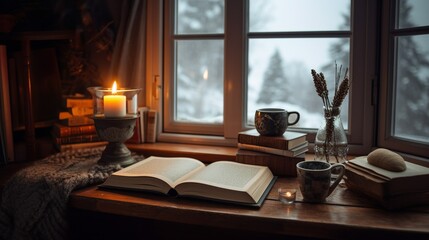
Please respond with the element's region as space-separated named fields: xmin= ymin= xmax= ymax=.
xmin=69 ymin=177 xmax=429 ymax=240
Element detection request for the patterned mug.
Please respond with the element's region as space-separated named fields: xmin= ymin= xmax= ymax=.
xmin=255 ymin=108 xmax=300 ymax=136
xmin=296 ymin=161 xmax=345 ymax=202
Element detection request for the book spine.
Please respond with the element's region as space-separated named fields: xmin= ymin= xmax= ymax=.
xmin=146 ymin=110 xmax=157 ymax=143
xmin=237 ymin=143 xmax=302 ymax=157
xmin=71 ymin=106 xmax=93 ymax=116
xmin=58 ymin=141 xmax=107 ymax=152
xmin=66 ymin=98 xmax=93 ymax=108
xmin=238 ymin=134 xmax=290 ymax=149
xmin=235 ymin=149 xmax=303 ymax=177
xmin=126 ymin=117 xmax=141 ymax=144
xmin=54 ymin=134 xmax=101 ymax=145
xmin=54 ymin=124 xmax=96 ymax=137
xmin=138 ymin=107 xmax=149 ymax=143
xmin=60 ymin=116 xmax=94 ymax=126
xmin=238 ymin=143 xmax=308 ymax=157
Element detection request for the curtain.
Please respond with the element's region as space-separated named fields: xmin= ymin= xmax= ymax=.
xmin=109 ymin=0 xmax=147 ymax=103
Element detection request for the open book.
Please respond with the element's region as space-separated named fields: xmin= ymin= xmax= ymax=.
xmin=100 ymin=156 xmax=276 ymax=207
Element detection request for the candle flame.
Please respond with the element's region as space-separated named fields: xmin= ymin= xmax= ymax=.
xmin=203 ymin=69 xmax=208 ymax=80
xmin=286 ymin=192 xmax=291 ymax=197
xmin=112 ymin=81 xmax=118 ymax=94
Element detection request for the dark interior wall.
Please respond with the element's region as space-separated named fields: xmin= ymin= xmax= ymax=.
xmin=0 ymin=0 xmax=123 ymax=95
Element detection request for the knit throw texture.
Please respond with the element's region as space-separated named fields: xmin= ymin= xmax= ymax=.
xmin=0 ymin=147 xmax=144 ymax=240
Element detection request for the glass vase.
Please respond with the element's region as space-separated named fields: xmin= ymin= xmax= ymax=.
xmin=314 ymin=107 xmax=348 ymax=164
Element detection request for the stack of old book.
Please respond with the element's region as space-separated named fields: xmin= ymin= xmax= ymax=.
xmin=52 ymin=96 xmax=106 ymax=151
xmin=58 ymin=97 xmax=94 ymax=127
xmin=236 ymin=129 xmax=308 ymax=177
xmin=345 ymin=156 xmax=429 ymax=210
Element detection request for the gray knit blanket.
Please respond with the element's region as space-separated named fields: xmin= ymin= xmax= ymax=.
xmin=0 ymin=147 xmax=144 ymax=240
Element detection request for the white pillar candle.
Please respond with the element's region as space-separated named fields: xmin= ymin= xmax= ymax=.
xmin=104 ymin=81 xmax=126 ymax=117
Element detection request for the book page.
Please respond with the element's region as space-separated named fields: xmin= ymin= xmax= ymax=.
xmin=175 ymin=161 xmax=273 ymax=204
xmin=113 ymin=156 xmax=205 ymax=187
xmin=179 ymin=161 xmax=266 ymax=191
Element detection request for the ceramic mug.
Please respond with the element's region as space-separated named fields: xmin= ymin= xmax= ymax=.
xmin=296 ymin=161 xmax=345 ymax=202
xmin=254 ymin=108 xmax=300 ymax=136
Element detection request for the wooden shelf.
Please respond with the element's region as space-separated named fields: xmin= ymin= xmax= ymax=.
xmin=1 ymin=30 xmax=74 ymax=161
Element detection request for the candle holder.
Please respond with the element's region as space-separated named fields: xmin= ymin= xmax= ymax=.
xmin=88 ymin=86 xmax=142 ymax=167
xmin=92 ymin=115 xmax=138 ymax=167
xmin=87 ymin=86 xmax=141 ymax=116
xmin=278 ymin=188 xmax=297 ymax=205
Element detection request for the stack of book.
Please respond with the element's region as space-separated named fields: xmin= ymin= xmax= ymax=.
xmin=235 ymin=129 xmax=308 ymax=177
xmin=59 ymin=96 xmax=94 ymax=127
xmin=51 ymin=123 xmax=106 ymax=152
xmin=345 ymin=156 xmax=429 ymax=210
xmin=53 ymin=96 xmax=106 ymax=151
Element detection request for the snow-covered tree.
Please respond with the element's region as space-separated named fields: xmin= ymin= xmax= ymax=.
xmin=257 ymin=49 xmax=291 ymax=104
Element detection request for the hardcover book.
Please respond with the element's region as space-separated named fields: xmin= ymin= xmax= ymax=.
xmin=237 ymin=141 xmax=308 ymax=157
xmin=238 ymin=129 xmax=307 ymax=150
xmin=126 ymin=116 xmax=141 ymax=144
xmin=59 ymin=116 xmax=94 ymax=127
xmin=53 ymin=133 xmax=101 ymax=145
xmin=52 ymin=123 xmax=96 ymax=137
xmin=138 ymin=107 xmax=149 ymax=143
xmin=344 ymin=156 xmax=429 ymax=209
xmin=235 ymin=149 xmax=304 ymax=177
xmin=55 ymin=141 xmax=107 ymax=152
xmin=65 ymin=97 xmax=93 ymax=108
xmin=345 ymin=156 xmax=429 ymax=197
xmin=146 ymin=110 xmax=157 ymax=143
xmin=127 ymin=106 xmax=149 ymax=144
xmin=345 ymin=179 xmax=429 ymax=210
xmin=100 ymin=156 xmax=276 ymax=207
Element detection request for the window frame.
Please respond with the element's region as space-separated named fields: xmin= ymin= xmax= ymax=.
xmin=378 ymin=0 xmax=429 ymax=159
xmin=155 ymin=0 xmax=377 ymax=155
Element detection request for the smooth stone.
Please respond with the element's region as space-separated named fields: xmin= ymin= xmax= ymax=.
xmin=367 ymin=148 xmax=406 ymax=172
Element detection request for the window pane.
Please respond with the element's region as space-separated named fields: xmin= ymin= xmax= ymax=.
xmin=175 ymin=40 xmax=224 ymax=123
xmin=393 ymin=34 xmax=429 ymax=144
xmin=249 ymin=0 xmax=350 ymax=32
xmin=396 ymin=0 xmax=429 ymax=29
xmin=176 ymin=0 xmax=224 ymax=34
xmin=247 ymin=38 xmax=350 ymax=129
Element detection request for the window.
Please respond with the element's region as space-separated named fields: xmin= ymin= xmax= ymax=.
xmin=379 ymin=0 xmax=429 ymax=158
xmin=247 ymin=0 xmax=351 ymax=129
xmin=163 ymin=0 xmax=225 ymax=137
xmin=160 ymin=0 xmax=377 ymax=155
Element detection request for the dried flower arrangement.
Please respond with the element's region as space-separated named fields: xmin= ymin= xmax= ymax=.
xmin=311 ymin=64 xmax=350 ymax=112
xmin=311 ymin=63 xmax=350 ymax=163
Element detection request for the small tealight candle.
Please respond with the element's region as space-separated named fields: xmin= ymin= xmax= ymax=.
xmin=104 ymin=81 xmax=126 ymax=117
xmin=278 ymin=188 xmax=296 ymax=204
